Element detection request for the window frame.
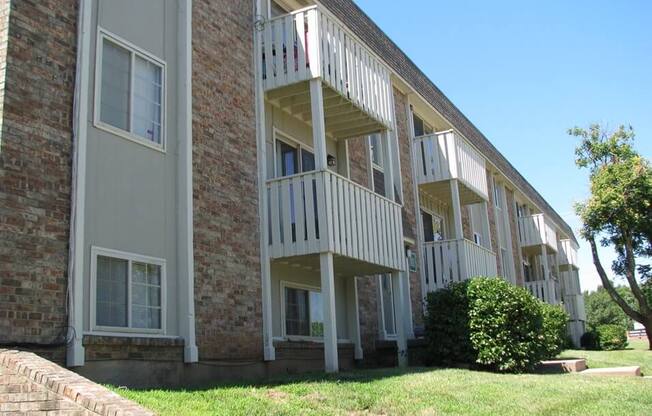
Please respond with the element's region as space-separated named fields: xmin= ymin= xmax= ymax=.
xmin=94 ymin=28 xmax=167 ymax=152
xmin=368 ymin=133 xmax=384 ymax=171
xmin=279 ymin=280 xmax=324 ymax=341
xmin=377 ymin=274 xmax=397 ymax=339
xmin=90 ymin=246 xmax=167 ymax=335
xmin=272 ymin=128 xmax=315 ymax=178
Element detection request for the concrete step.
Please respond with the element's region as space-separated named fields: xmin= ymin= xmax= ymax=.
xmin=538 ymin=359 xmax=587 ymax=373
xmin=580 ymin=366 xmax=642 ymax=377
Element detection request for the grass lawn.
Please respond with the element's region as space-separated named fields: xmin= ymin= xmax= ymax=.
xmin=560 ymin=339 xmax=652 ymax=375
xmin=115 ymin=344 xmax=652 ymax=416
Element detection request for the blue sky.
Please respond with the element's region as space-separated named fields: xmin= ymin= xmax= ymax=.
xmin=353 ymin=0 xmax=652 ymax=292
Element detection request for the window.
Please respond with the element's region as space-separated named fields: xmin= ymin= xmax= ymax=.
xmin=380 ymin=275 xmax=396 ymax=337
xmin=422 ymin=210 xmax=445 ymax=242
xmin=274 ymin=133 xmax=315 ymax=177
xmin=473 ymin=232 xmax=482 ymax=246
xmin=369 ymin=133 xmax=383 ymax=169
xmin=282 ymin=283 xmax=324 ymax=338
xmin=91 ymin=247 xmax=165 ymax=333
xmin=96 ymin=30 xmax=165 ymax=148
xmin=412 ymin=113 xmax=433 ymax=137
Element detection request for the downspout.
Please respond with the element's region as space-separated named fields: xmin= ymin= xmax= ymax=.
xmin=67 ymin=0 xmax=92 ymax=367
xmin=254 ymin=0 xmax=275 ymax=360
xmin=178 ymin=0 xmax=198 ymax=363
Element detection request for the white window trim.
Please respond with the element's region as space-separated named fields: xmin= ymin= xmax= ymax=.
xmin=280 ymin=280 xmax=326 ymax=342
xmin=377 ymin=274 xmax=396 ymax=340
xmin=368 ymin=134 xmax=384 ymax=172
xmin=272 ymin=128 xmax=315 ymax=178
xmin=421 ymin=206 xmax=447 ymax=241
xmin=93 ymin=28 xmax=167 ymax=153
xmin=90 ymin=246 xmax=167 ymax=335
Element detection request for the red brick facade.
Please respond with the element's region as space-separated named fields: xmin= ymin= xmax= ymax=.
xmin=0 ymin=0 xmax=77 ymax=349
xmin=506 ymin=188 xmax=525 ymax=286
xmin=191 ymin=0 xmax=263 ymax=361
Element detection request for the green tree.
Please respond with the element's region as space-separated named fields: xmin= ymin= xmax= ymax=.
xmin=583 ymin=286 xmax=634 ymax=331
xmin=569 ymin=124 xmax=652 ymax=349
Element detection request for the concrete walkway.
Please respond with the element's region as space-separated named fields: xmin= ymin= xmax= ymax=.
xmin=0 ymin=349 xmax=153 ymax=416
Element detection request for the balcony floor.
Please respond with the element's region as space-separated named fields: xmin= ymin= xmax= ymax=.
xmin=266 ymin=80 xmax=388 ymax=139
xmin=272 ymin=252 xmax=398 ymax=278
xmin=419 ymin=179 xmax=485 ymax=206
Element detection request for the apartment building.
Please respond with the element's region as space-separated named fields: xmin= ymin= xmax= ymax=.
xmin=0 ymin=0 xmax=585 ymax=386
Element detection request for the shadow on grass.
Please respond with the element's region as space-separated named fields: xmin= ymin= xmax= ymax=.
xmin=112 ymin=366 xmax=454 ymax=393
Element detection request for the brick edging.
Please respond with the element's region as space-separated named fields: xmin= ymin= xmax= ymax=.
xmin=0 ymin=349 xmax=155 ymax=416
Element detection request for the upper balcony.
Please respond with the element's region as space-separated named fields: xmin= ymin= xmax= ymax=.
xmin=413 ymin=131 xmax=488 ymax=204
xmin=261 ymin=6 xmax=393 ymax=138
xmin=558 ymin=239 xmax=579 ymax=270
xmin=518 ymin=213 xmax=558 ymax=254
xmin=267 ymin=170 xmax=405 ymax=275
xmin=525 ymin=278 xmax=561 ymax=305
xmin=422 ymin=238 xmax=497 ymax=292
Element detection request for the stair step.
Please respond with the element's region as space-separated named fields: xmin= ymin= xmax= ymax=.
xmin=580 ymin=366 xmax=641 ymax=377
xmin=538 ymin=359 xmax=587 ymax=373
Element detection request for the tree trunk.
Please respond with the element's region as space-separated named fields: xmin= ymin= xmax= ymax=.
xmin=644 ymin=319 xmax=652 ymax=350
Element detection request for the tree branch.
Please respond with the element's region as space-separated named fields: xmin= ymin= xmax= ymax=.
xmin=589 ymin=237 xmax=644 ymax=322
xmin=624 ymin=237 xmax=651 ymax=315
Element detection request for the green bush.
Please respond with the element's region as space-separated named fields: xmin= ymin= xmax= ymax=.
xmin=596 ymin=324 xmax=628 ymax=350
xmin=580 ymin=330 xmax=601 ymax=350
xmin=467 ymin=278 xmax=545 ymax=372
xmin=540 ymin=303 xmax=570 ymax=358
xmin=424 ymin=277 xmax=570 ymax=373
xmin=424 ymin=281 xmax=474 ymax=365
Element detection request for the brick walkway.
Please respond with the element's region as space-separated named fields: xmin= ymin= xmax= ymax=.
xmin=0 ymin=349 xmax=153 ymax=416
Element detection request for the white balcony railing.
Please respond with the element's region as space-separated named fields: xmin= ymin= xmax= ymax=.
xmin=558 ymin=239 xmax=579 ymax=269
xmin=413 ymin=131 xmax=488 ymax=200
xmin=518 ymin=213 xmax=558 ymax=251
xmin=563 ymin=294 xmax=586 ymax=321
xmin=422 ymin=238 xmax=497 ymax=291
xmin=267 ymin=170 xmax=404 ymax=271
xmin=525 ymin=279 xmax=560 ymax=304
xmin=261 ymin=6 xmax=393 ymax=128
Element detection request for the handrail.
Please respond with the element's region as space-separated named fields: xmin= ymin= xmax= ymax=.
xmin=267 ymin=170 xmax=402 ymax=208
xmin=266 ymin=5 xmax=317 ymax=24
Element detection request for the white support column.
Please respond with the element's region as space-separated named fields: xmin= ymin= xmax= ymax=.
xmin=391 ymin=271 xmax=408 ymax=368
xmin=320 ymin=252 xmax=339 ymax=372
xmin=255 ymin=0 xmax=274 ymax=361
xmin=481 ymin=201 xmax=492 ymax=251
xmin=541 ymin=245 xmax=550 ymax=302
xmin=67 ymin=0 xmax=92 ymax=367
xmin=346 ymin=277 xmax=363 ymax=360
xmin=381 ymin=130 xmax=395 ymax=201
xmin=178 ymin=0 xmax=198 ymax=363
xmin=310 ymin=78 xmax=328 ymax=171
xmin=450 ymin=179 xmax=467 ymax=280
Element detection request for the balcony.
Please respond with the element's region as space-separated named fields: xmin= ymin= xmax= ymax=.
xmin=558 ymin=239 xmax=579 ymax=270
xmin=422 ymin=238 xmax=497 ymax=291
xmin=267 ymin=170 xmax=404 ymax=274
xmin=518 ymin=213 xmax=558 ymax=254
xmin=525 ymin=278 xmax=560 ymax=305
xmin=261 ymin=6 xmax=393 ymax=138
xmin=413 ymin=131 xmax=488 ymax=204
xmin=563 ymin=294 xmax=586 ymax=321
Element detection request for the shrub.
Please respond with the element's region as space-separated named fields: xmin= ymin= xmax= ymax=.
xmin=467 ymin=277 xmax=545 ymax=373
xmin=424 ymin=281 xmax=474 ymax=365
xmin=580 ymin=330 xmax=601 ymax=350
xmin=539 ymin=303 xmax=569 ymax=359
xmin=596 ymin=324 xmax=628 ymax=350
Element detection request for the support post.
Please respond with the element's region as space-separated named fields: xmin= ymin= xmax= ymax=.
xmin=255 ymin=0 xmax=274 ymax=361
xmin=450 ymin=179 xmax=467 ymax=280
xmin=391 ymin=271 xmax=408 ymax=368
xmin=320 ymin=252 xmax=339 ymax=372
xmin=381 ymin=130 xmax=395 ymax=201
xmin=541 ymin=245 xmax=550 ymax=302
xmin=346 ymin=277 xmax=363 ymax=360
xmin=310 ymin=78 xmax=328 ymax=171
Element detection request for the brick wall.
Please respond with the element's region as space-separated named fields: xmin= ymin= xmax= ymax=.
xmin=392 ymin=88 xmax=422 ymax=327
xmin=0 ymin=1 xmax=77 ymax=347
xmin=505 ymin=188 xmax=524 ymax=286
xmin=191 ymin=0 xmax=263 ymax=361
xmin=485 ymin=170 xmax=502 ymax=276
xmin=83 ymin=336 xmax=184 ymax=362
